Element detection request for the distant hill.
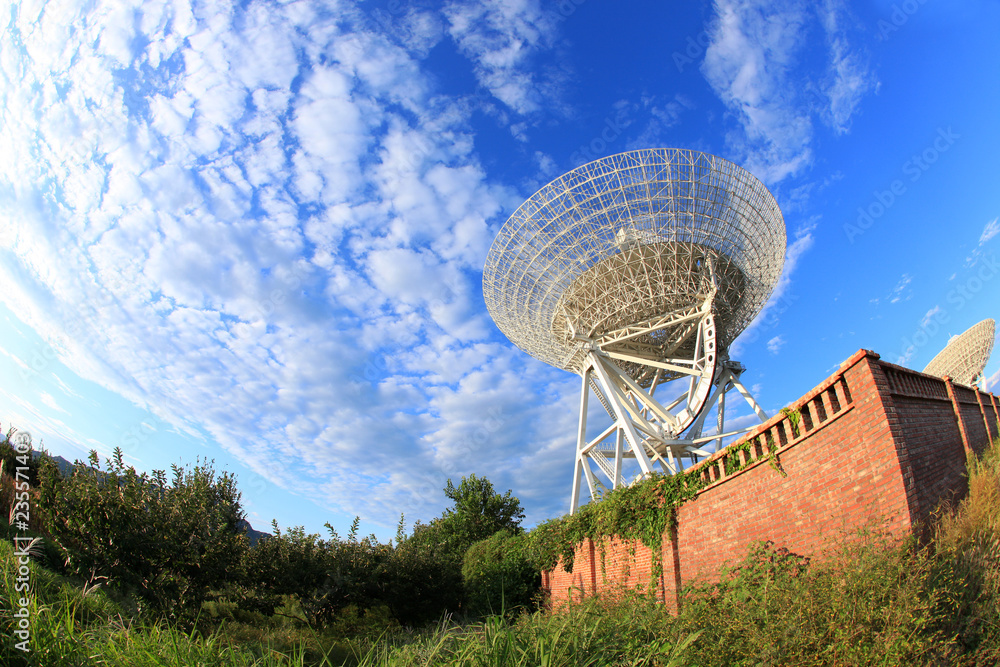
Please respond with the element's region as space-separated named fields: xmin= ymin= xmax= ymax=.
xmin=236 ymin=519 xmax=271 ymax=546
xmin=31 ymin=450 xmax=272 ymax=545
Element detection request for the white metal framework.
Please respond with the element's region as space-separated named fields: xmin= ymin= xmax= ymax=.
xmin=483 ymin=149 xmax=786 ymax=512
xmin=923 ymin=318 xmax=996 ymax=388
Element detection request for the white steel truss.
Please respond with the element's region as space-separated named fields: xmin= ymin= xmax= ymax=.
xmin=568 ymin=302 xmax=770 ymax=513
xmin=481 ymin=148 xmax=787 ymax=515
xmin=483 ymin=149 xmax=786 ymax=377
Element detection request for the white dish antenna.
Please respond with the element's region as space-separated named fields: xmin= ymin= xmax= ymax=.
xmin=923 ymin=318 xmax=995 ymax=388
xmin=483 ymin=148 xmax=787 ymax=512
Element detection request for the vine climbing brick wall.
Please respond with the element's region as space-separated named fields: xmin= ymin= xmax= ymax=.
xmin=542 ymin=348 xmax=1000 ymax=610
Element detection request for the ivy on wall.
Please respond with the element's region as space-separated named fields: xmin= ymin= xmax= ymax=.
xmin=529 ymin=413 xmax=798 ymax=586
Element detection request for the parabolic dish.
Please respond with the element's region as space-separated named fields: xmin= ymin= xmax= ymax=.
xmin=483 ymin=148 xmax=786 ymax=376
xmin=922 ymin=318 xmax=996 ymax=386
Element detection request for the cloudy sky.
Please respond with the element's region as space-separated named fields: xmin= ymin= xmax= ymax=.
xmin=1 ymin=0 xmax=998 ymax=539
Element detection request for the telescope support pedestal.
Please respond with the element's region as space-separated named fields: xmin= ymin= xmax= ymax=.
xmin=570 ymin=337 xmax=769 ymax=513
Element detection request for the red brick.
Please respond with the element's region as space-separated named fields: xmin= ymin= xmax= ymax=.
xmin=542 ymin=348 xmax=995 ymax=611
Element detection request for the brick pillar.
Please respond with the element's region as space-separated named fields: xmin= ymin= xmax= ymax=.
xmin=861 ymin=352 xmax=921 ymax=526
xmin=975 ymin=391 xmax=995 ymax=441
xmin=991 ymin=394 xmax=1000 ymax=439
xmin=944 ymin=377 xmax=972 ymax=454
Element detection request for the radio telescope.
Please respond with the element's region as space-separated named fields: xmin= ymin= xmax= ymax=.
xmin=483 ymin=148 xmax=786 ymax=512
xmin=923 ymin=318 xmax=996 ymax=388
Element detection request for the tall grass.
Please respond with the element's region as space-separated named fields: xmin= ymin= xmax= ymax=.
xmin=0 ymin=537 xmax=355 ymax=667
xmin=355 ymin=437 xmax=1000 ymax=667
xmin=928 ymin=442 xmax=1000 ymax=661
xmin=2 ymin=438 xmax=999 ymax=666
xmin=352 ymin=593 xmax=698 ymax=667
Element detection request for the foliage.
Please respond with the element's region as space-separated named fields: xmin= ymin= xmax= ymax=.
xmin=0 ymin=424 xmax=43 ymax=487
xmin=2 ymin=437 xmax=1000 ymax=665
xmin=441 ymin=474 xmax=525 ymax=547
xmin=391 ymin=474 xmax=527 ymax=620
xmin=236 ymin=473 xmax=529 ymax=628
xmin=461 ymin=530 xmax=539 ymax=618
xmin=524 ymin=424 xmax=798 ymax=582
xmin=672 ymin=535 xmax=942 ymax=666
xmin=355 ymin=591 xmax=700 ymax=667
xmin=780 ymin=406 xmax=802 ymax=437
xmin=926 ymin=439 xmax=1000 ymax=659
xmin=35 ymin=447 xmax=248 ymax=620
xmin=525 ymin=467 xmax=707 ymax=581
xmin=235 ymin=519 xmax=459 ymax=628
xmin=383 ymin=524 xmax=465 ymax=625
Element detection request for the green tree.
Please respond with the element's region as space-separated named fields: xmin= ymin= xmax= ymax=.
xmin=394 ymin=474 xmax=526 ymax=617
xmin=36 ymin=448 xmax=247 ymax=620
xmin=441 ymin=474 xmax=525 ymax=546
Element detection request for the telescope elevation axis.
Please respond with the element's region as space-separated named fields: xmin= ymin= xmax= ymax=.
xmin=922 ymin=318 xmax=996 ymax=389
xmin=483 ymin=148 xmax=787 ymax=513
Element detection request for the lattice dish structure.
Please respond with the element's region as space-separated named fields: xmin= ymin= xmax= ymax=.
xmin=923 ymin=318 xmax=996 ymax=388
xmin=483 ymin=148 xmax=787 ymax=512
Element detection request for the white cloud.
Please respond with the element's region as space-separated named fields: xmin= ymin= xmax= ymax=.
xmin=702 ymin=0 xmax=812 ymax=182
xmin=0 ymin=0 xmax=581 ymax=531
xmin=966 ymin=217 xmax=1000 ymax=266
xmin=38 ymin=391 xmax=69 ymax=415
xmin=889 ymin=274 xmax=913 ymax=304
xmin=767 ymin=335 xmax=785 ymax=354
xmin=444 ymin=0 xmax=561 ymax=117
xmin=730 ymin=222 xmax=814 ymax=357
xmin=921 ymin=305 xmax=943 ymax=328
xmin=818 ymin=0 xmax=876 ymax=134
xmin=979 ymin=217 xmax=1000 ymax=245
xmin=701 ymin=0 xmax=873 ymax=183
xmin=0 ymin=347 xmax=32 ymax=375
xmin=985 ymin=366 xmax=1000 ymax=393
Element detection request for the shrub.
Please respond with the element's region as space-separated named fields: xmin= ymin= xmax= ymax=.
xmin=381 ymin=526 xmax=464 ymax=625
xmin=462 ymin=529 xmax=540 ymax=618
xmin=35 ymin=448 xmax=247 ymax=620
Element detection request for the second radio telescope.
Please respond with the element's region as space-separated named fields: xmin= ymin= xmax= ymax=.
xmin=923 ymin=318 xmax=996 ymax=388
xmin=484 ymin=148 xmax=786 ymax=512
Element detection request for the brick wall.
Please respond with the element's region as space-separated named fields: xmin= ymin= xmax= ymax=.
xmin=542 ymin=349 xmax=1000 ymax=608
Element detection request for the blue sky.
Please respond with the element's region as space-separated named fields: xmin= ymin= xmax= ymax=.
xmin=1 ymin=0 xmax=998 ymax=540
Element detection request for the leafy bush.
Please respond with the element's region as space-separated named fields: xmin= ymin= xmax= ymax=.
xmin=381 ymin=525 xmax=464 ymax=625
xmin=238 ymin=520 xmax=401 ymax=627
xmin=388 ymin=474 xmax=528 ymax=622
xmin=35 ymin=448 xmax=247 ymax=619
xmin=462 ymin=529 xmax=539 ymax=618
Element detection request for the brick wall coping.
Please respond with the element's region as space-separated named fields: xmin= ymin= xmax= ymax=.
xmin=687 ymin=348 xmax=871 ymax=491
xmin=878 ymin=355 xmax=984 ymax=403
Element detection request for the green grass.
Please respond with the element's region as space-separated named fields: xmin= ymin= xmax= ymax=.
xmin=3 ymin=438 xmax=999 ymax=666
xmin=351 ymin=594 xmax=699 ymax=667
